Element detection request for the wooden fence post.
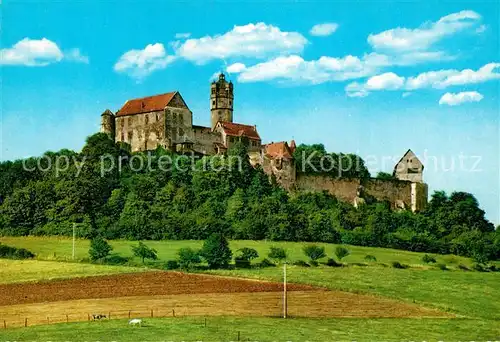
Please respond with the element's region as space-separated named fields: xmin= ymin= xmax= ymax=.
xmin=88 ymin=313 xmax=90 ymax=321
xmin=24 ymin=318 xmax=27 ymax=327
xmin=66 ymin=315 xmax=69 ymax=323
xmin=237 ymin=331 xmax=240 ymax=341
xmin=3 ymin=320 xmax=6 ymax=329
xmin=47 ymin=317 xmax=50 ymax=324
xmin=150 ymin=309 xmax=153 ymax=318
xmin=128 ymin=311 xmax=131 ymax=318
xmin=108 ymin=312 xmax=111 ymax=320
xmin=172 ymin=309 xmax=175 ymax=317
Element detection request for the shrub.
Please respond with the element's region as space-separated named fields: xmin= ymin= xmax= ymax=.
xmin=178 ymin=248 xmax=201 ymax=270
xmin=165 ymin=260 xmax=180 ymax=270
xmin=257 ymin=258 xmax=275 ymax=268
xmin=391 ymin=261 xmax=407 ymax=269
xmin=0 ymin=244 xmax=35 ymax=259
xmin=89 ymin=237 xmax=112 ymax=262
xmin=422 ymin=254 xmax=437 ymax=264
xmin=293 ymin=260 xmax=310 ymax=267
xmin=132 ymin=242 xmax=158 ymax=263
xmin=303 ymin=245 xmax=326 ymax=263
xmin=335 ymin=246 xmax=350 ymax=261
xmin=487 ymin=264 xmax=497 ymax=272
xmin=364 ymin=254 xmax=377 ymax=262
xmin=104 ymin=254 xmax=130 ymax=265
xmin=472 ymin=263 xmax=485 ymax=272
xmin=458 ymin=264 xmax=470 ymax=271
xmin=236 ymin=247 xmax=259 ymax=262
xmin=326 ymin=258 xmax=342 ymax=267
xmin=200 ymin=234 xmax=232 ymax=269
xmin=234 ymin=257 xmax=251 ymax=269
xmin=436 ymin=263 xmax=448 ymax=271
xmin=309 ymin=260 xmax=319 ymax=267
xmin=268 ymin=247 xmax=287 ymax=263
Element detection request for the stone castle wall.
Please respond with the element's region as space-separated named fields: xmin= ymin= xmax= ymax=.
xmin=115 ymin=110 xmax=166 ymax=152
xmin=294 ymin=174 xmax=427 ymax=212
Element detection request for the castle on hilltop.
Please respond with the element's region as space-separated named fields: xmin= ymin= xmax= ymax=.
xmin=100 ymin=73 xmax=428 ymax=212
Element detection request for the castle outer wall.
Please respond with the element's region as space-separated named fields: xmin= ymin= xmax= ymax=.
xmin=294 ymin=175 xmax=428 ymax=212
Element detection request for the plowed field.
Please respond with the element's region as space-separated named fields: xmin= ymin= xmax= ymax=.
xmin=0 ymin=271 xmax=449 ymax=328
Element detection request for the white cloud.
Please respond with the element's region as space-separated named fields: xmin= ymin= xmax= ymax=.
xmin=368 ymin=10 xmax=481 ymax=52
xmin=365 ymin=72 xmax=405 ymax=90
xmin=1 ymin=38 xmax=89 ymax=66
xmin=346 ymin=62 xmax=500 ymax=96
xmin=226 ymin=62 xmax=247 ymax=73
xmin=64 ymin=48 xmax=89 ymax=64
xmin=175 ymin=22 xmax=308 ymax=64
xmin=439 ymin=91 xmax=484 ymax=106
xmin=309 ymin=23 xmax=339 ymax=37
xmin=1 ymin=38 xmax=63 ymax=66
xmin=406 ymin=63 xmax=500 ymax=89
xmin=235 ymin=54 xmax=384 ymax=84
xmin=114 ymin=43 xmax=176 ymax=79
xmin=175 ymin=33 xmax=191 ymax=39
xmin=402 ymin=92 xmax=412 ymax=98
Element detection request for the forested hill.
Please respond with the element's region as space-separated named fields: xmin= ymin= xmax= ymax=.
xmin=0 ymin=133 xmax=498 ymax=262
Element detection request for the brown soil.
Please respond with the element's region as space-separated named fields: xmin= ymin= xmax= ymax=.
xmin=0 ymin=271 xmax=450 ymax=328
xmin=0 ymin=271 xmax=318 ymax=306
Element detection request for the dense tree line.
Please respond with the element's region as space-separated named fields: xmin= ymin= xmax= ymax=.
xmin=0 ymin=133 xmax=498 ymax=262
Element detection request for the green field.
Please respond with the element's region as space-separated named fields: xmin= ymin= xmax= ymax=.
xmin=1 ymin=316 xmax=499 ymax=342
xmin=0 ymin=259 xmax=144 ymax=284
xmin=0 ymin=236 xmax=481 ymax=268
xmin=0 ymin=237 xmax=499 ymax=341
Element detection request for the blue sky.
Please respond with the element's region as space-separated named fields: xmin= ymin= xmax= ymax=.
xmin=1 ymin=1 xmax=499 ymax=224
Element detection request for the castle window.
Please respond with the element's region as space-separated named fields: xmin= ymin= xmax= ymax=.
xmin=211 ymin=89 xmax=215 ymax=94
xmin=179 ymin=114 xmax=184 ymax=125
xmin=229 ymin=101 xmax=232 ymax=106
xmin=212 ymin=100 xmax=215 ymax=106
xmin=121 ymin=132 xmax=124 ymax=141
xmin=173 ymin=112 xmax=177 ymax=124
xmin=179 ymin=128 xmax=184 ymax=137
xmin=145 ymin=115 xmax=149 ymax=125
xmin=128 ymin=131 xmax=133 ymax=141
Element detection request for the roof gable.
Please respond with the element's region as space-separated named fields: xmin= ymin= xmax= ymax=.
xmin=217 ymin=121 xmax=261 ymax=140
xmin=265 ymin=141 xmax=293 ymax=160
xmin=116 ymin=91 xmax=182 ymax=116
xmin=394 ymin=149 xmax=424 ymax=171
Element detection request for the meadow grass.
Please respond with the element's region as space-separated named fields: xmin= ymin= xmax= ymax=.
xmin=0 ymin=236 xmax=480 ymax=267
xmin=1 ymin=316 xmax=499 ymax=341
xmin=0 ymin=259 xmax=143 ymax=284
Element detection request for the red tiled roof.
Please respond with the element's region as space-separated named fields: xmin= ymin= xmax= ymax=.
xmin=219 ymin=121 xmax=261 ymax=140
xmin=264 ymin=141 xmax=293 ymax=160
xmin=116 ymin=92 xmax=177 ymax=116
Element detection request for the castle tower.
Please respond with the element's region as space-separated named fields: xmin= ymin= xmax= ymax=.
xmin=100 ymin=109 xmax=115 ymax=140
xmin=210 ymin=73 xmax=234 ymax=129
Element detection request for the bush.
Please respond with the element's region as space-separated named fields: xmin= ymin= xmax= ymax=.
xmin=487 ymin=264 xmax=497 ymax=272
xmin=89 ymin=237 xmax=112 ymax=262
xmin=309 ymin=260 xmax=319 ymax=267
xmin=436 ymin=263 xmax=448 ymax=271
xmin=335 ymin=246 xmax=350 ymax=261
xmin=364 ymin=254 xmax=377 ymax=262
xmin=326 ymin=258 xmax=342 ymax=267
xmin=303 ymin=245 xmax=326 ymax=262
xmin=165 ymin=260 xmax=180 ymax=270
xmin=391 ymin=261 xmax=407 ymax=269
xmin=234 ymin=257 xmax=251 ymax=269
xmin=132 ymin=242 xmax=158 ymax=263
xmin=458 ymin=264 xmax=470 ymax=271
xmin=257 ymin=258 xmax=275 ymax=268
xmin=422 ymin=254 xmax=437 ymax=264
xmin=236 ymin=247 xmax=259 ymax=262
xmin=178 ymin=248 xmax=201 ymax=270
xmin=268 ymin=247 xmax=287 ymax=263
xmin=200 ymin=234 xmax=233 ymax=269
xmin=293 ymin=260 xmax=310 ymax=267
xmin=472 ymin=263 xmax=485 ymax=272
xmin=0 ymin=243 xmax=35 ymax=259
xmin=104 ymin=254 xmax=130 ymax=265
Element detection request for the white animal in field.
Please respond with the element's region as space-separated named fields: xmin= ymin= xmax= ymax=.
xmin=128 ymin=318 xmax=142 ymax=327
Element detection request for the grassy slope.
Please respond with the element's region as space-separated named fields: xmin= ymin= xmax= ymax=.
xmin=0 ymin=259 xmax=143 ymax=284
xmin=0 ymin=236 xmax=481 ymax=267
xmin=1 ymin=237 xmax=499 ymax=341
xmin=1 ymin=317 xmax=499 ymax=342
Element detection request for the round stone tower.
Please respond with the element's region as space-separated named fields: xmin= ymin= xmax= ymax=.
xmin=210 ymin=73 xmax=233 ymax=129
xmin=100 ymin=109 xmax=115 ymax=140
